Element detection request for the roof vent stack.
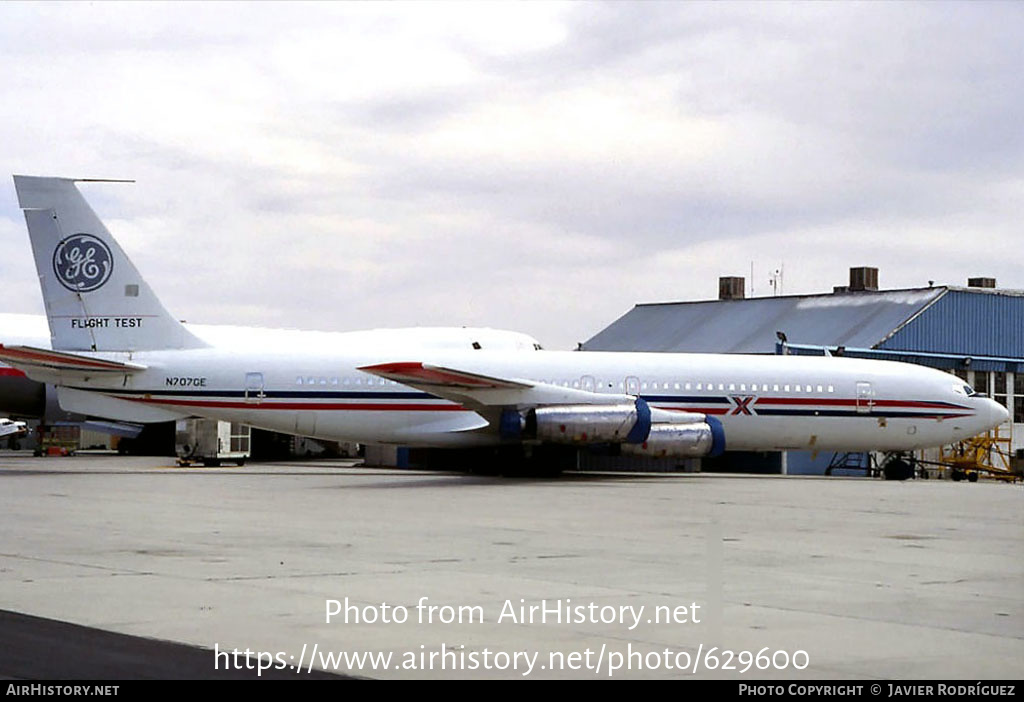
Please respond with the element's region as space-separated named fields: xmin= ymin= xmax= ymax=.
xmin=719 ymin=276 xmax=746 ymax=301
xmin=849 ymin=267 xmax=879 ymax=293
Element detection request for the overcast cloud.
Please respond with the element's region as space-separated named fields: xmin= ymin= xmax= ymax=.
xmin=1 ymin=2 xmax=1021 ymax=349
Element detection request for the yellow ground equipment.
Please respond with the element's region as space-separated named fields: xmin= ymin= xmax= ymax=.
xmin=938 ymin=426 xmax=1018 ymax=482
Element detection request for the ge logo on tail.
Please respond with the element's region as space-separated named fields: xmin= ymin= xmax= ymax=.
xmin=53 ymin=233 xmax=113 ymax=292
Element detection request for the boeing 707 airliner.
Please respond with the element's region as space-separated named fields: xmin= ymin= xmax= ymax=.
xmin=1 ymin=176 xmax=1008 ymax=468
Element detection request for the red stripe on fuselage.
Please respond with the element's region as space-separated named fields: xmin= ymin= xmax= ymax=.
xmin=0 ymin=367 xmax=27 ymax=377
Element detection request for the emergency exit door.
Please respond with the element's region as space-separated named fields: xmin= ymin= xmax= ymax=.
xmin=626 ymin=376 xmax=640 ymax=396
xmin=856 ymin=381 xmax=874 ymax=414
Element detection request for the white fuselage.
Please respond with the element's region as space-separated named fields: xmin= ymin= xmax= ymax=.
xmin=56 ymin=339 xmax=1005 ymax=453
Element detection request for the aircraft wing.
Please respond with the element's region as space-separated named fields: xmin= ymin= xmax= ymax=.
xmin=358 ymin=362 xmax=531 ymax=390
xmin=0 ymin=345 xmax=147 ymax=375
xmin=358 ymin=361 xmax=635 ymax=410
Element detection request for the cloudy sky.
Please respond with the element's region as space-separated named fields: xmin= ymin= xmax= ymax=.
xmin=1 ymin=2 xmax=1021 ymax=349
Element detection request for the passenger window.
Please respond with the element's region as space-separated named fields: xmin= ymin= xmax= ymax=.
xmin=816 ymin=385 xmax=823 ymax=393
xmin=827 ymin=385 xmax=834 ymax=393
xmin=296 ymin=377 xmax=303 ymax=385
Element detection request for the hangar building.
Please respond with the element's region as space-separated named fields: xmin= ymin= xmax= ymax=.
xmin=582 ymin=268 xmax=1023 ymax=474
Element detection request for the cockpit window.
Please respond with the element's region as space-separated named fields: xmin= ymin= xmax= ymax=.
xmin=953 ymin=383 xmax=977 ymax=397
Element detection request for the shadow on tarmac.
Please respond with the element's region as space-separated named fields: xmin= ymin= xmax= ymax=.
xmin=0 ymin=609 xmax=350 ymax=680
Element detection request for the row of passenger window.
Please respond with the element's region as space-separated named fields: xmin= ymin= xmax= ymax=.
xmin=294 ymin=374 xmax=838 ymax=394
xmin=296 ymin=376 xmax=395 ymax=386
xmin=535 ymin=379 xmax=837 ymax=394
xmin=644 ymin=381 xmax=836 ymax=394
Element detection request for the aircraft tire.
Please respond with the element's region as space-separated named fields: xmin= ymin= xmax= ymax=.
xmin=883 ymin=459 xmax=912 ymax=481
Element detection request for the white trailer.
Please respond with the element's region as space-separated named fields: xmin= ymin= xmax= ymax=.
xmin=175 ymin=419 xmax=250 ymax=467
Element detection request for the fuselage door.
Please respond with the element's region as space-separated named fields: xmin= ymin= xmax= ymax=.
xmin=580 ymin=375 xmax=596 ymax=393
xmin=245 ymin=372 xmax=265 ymax=405
xmin=626 ymin=376 xmax=640 ymax=396
xmin=855 ymin=381 xmax=874 ymax=414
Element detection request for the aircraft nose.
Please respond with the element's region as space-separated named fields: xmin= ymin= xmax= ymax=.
xmin=986 ymin=399 xmax=1009 ymax=429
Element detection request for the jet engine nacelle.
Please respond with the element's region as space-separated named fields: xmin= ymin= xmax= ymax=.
xmin=508 ymin=398 xmax=726 ymax=458
xmin=621 ymin=420 xmax=724 ymax=458
xmin=531 ymin=402 xmax=649 ymax=444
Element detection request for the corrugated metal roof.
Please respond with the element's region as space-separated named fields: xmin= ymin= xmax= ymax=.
xmin=880 ymin=288 xmax=1024 ymax=359
xmin=583 ymin=288 xmax=948 ymax=354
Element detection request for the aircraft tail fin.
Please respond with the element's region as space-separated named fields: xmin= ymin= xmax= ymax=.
xmin=13 ymin=176 xmax=207 ymax=352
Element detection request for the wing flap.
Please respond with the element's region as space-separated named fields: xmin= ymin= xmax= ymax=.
xmin=0 ymin=344 xmax=147 ymax=373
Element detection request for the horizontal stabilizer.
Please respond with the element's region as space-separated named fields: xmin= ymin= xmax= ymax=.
xmin=0 ymin=344 xmax=146 ymax=373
